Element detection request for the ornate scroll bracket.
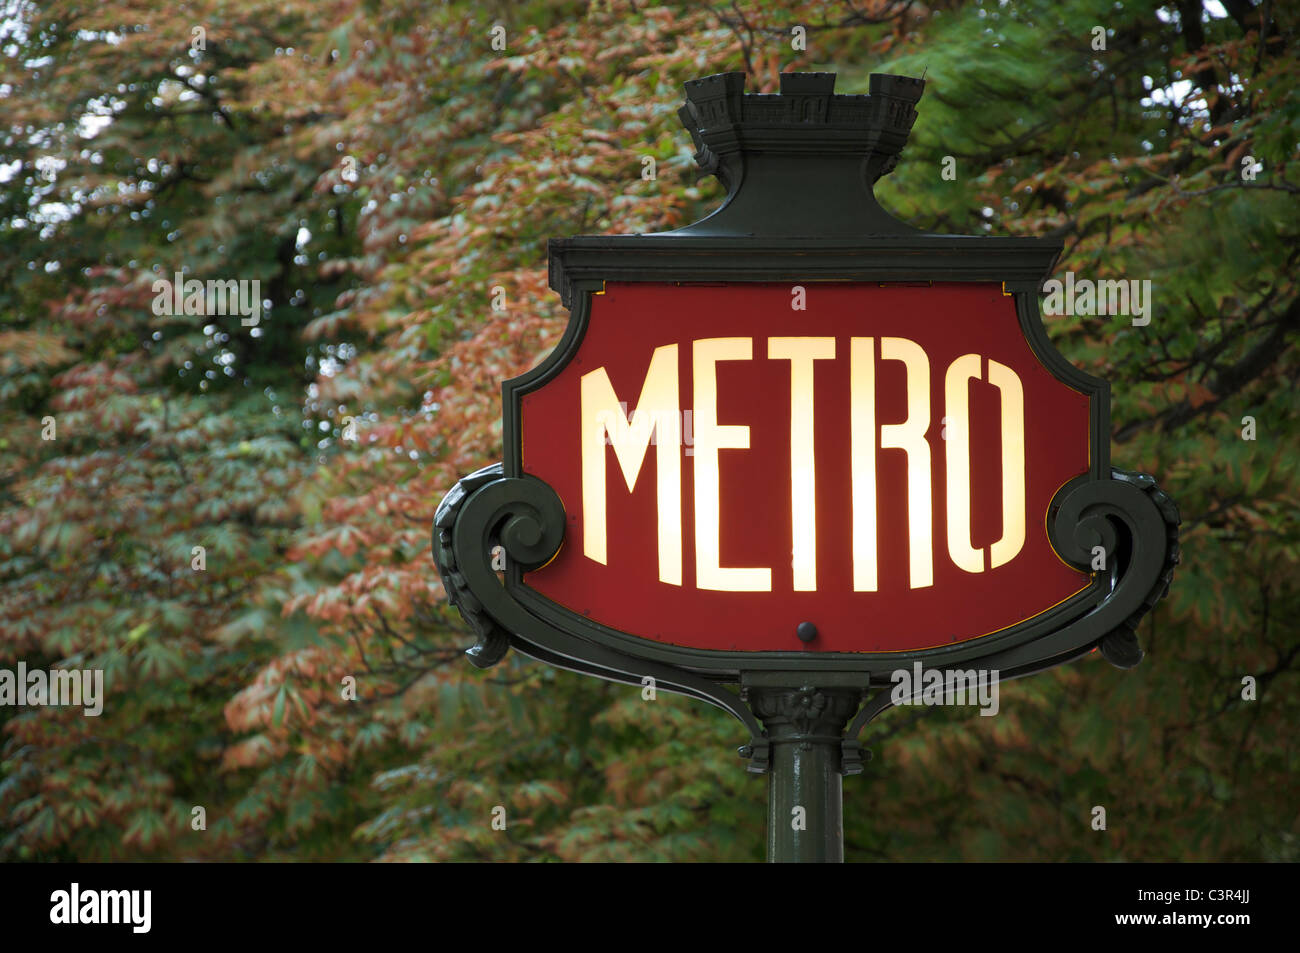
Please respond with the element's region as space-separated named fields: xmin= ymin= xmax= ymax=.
xmin=1097 ymin=470 xmax=1181 ymax=667
xmin=1049 ymin=467 xmax=1181 ymax=669
xmin=432 ymin=463 xmax=564 ymax=668
xmin=432 ymin=465 xmax=771 ymax=766
xmin=837 ymin=467 xmax=1180 ymax=775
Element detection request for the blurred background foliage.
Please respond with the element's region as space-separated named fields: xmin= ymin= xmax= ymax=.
xmin=0 ymin=0 xmax=1295 ymax=861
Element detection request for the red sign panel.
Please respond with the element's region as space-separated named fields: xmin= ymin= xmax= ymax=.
xmin=520 ymin=281 xmax=1090 ymax=653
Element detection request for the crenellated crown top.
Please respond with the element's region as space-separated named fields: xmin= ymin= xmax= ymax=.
xmin=676 ymin=71 xmax=924 ymax=183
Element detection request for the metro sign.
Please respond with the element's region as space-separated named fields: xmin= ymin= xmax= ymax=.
xmin=521 ymin=281 xmax=1090 ymax=654
xmin=433 ymin=70 xmax=1178 ymax=791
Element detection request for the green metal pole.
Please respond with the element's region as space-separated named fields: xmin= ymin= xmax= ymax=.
xmin=749 ymin=686 xmax=860 ymax=863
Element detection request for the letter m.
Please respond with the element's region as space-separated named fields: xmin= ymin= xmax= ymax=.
xmin=1098 ymin=279 xmax=1128 ymax=316
xmin=208 ymin=279 xmax=239 ymax=315
xmin=102 ymin=891 xmax=130 ymax=924
xmin=946 ymin=669 xmax=977 ymax=706
xmin=52 ymin=669 xmax=81 ymax=708
xmin=581 ymin=344 xmax=682 ymax=585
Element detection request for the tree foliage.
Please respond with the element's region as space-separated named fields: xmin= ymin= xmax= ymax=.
xmin=1 ymin=0 xmax=1296 ymax=861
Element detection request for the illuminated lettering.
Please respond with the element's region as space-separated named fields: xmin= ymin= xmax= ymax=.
xmin=944 ymin=353 xmax=983 ymax=573
xmin=944 ymin=355 xmax=1026 ymax=573
xmin=850 ymin=337 xmax=878 ymax=591
xmin=581 ymin=344 xmax=682 ymax=585
xmin=879 ymin=337 xmax=933 ymax=589
xmin=987 ymin=359 xmax=1026 ymax=568
xmin=768 ymin=336 xmax=835 ymax=591
xmin=578 ymin=335 xmax=1029 ymax=593
xmin=694 ymin=337 xmax=772 ymax=592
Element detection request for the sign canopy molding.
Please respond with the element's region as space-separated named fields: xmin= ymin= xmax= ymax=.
xmin=434 ymin=71 xmax=1179 ymax=861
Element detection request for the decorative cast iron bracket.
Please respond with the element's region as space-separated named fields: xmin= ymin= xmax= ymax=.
xmin=432 ymin=462 xmax=772 ymax=769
